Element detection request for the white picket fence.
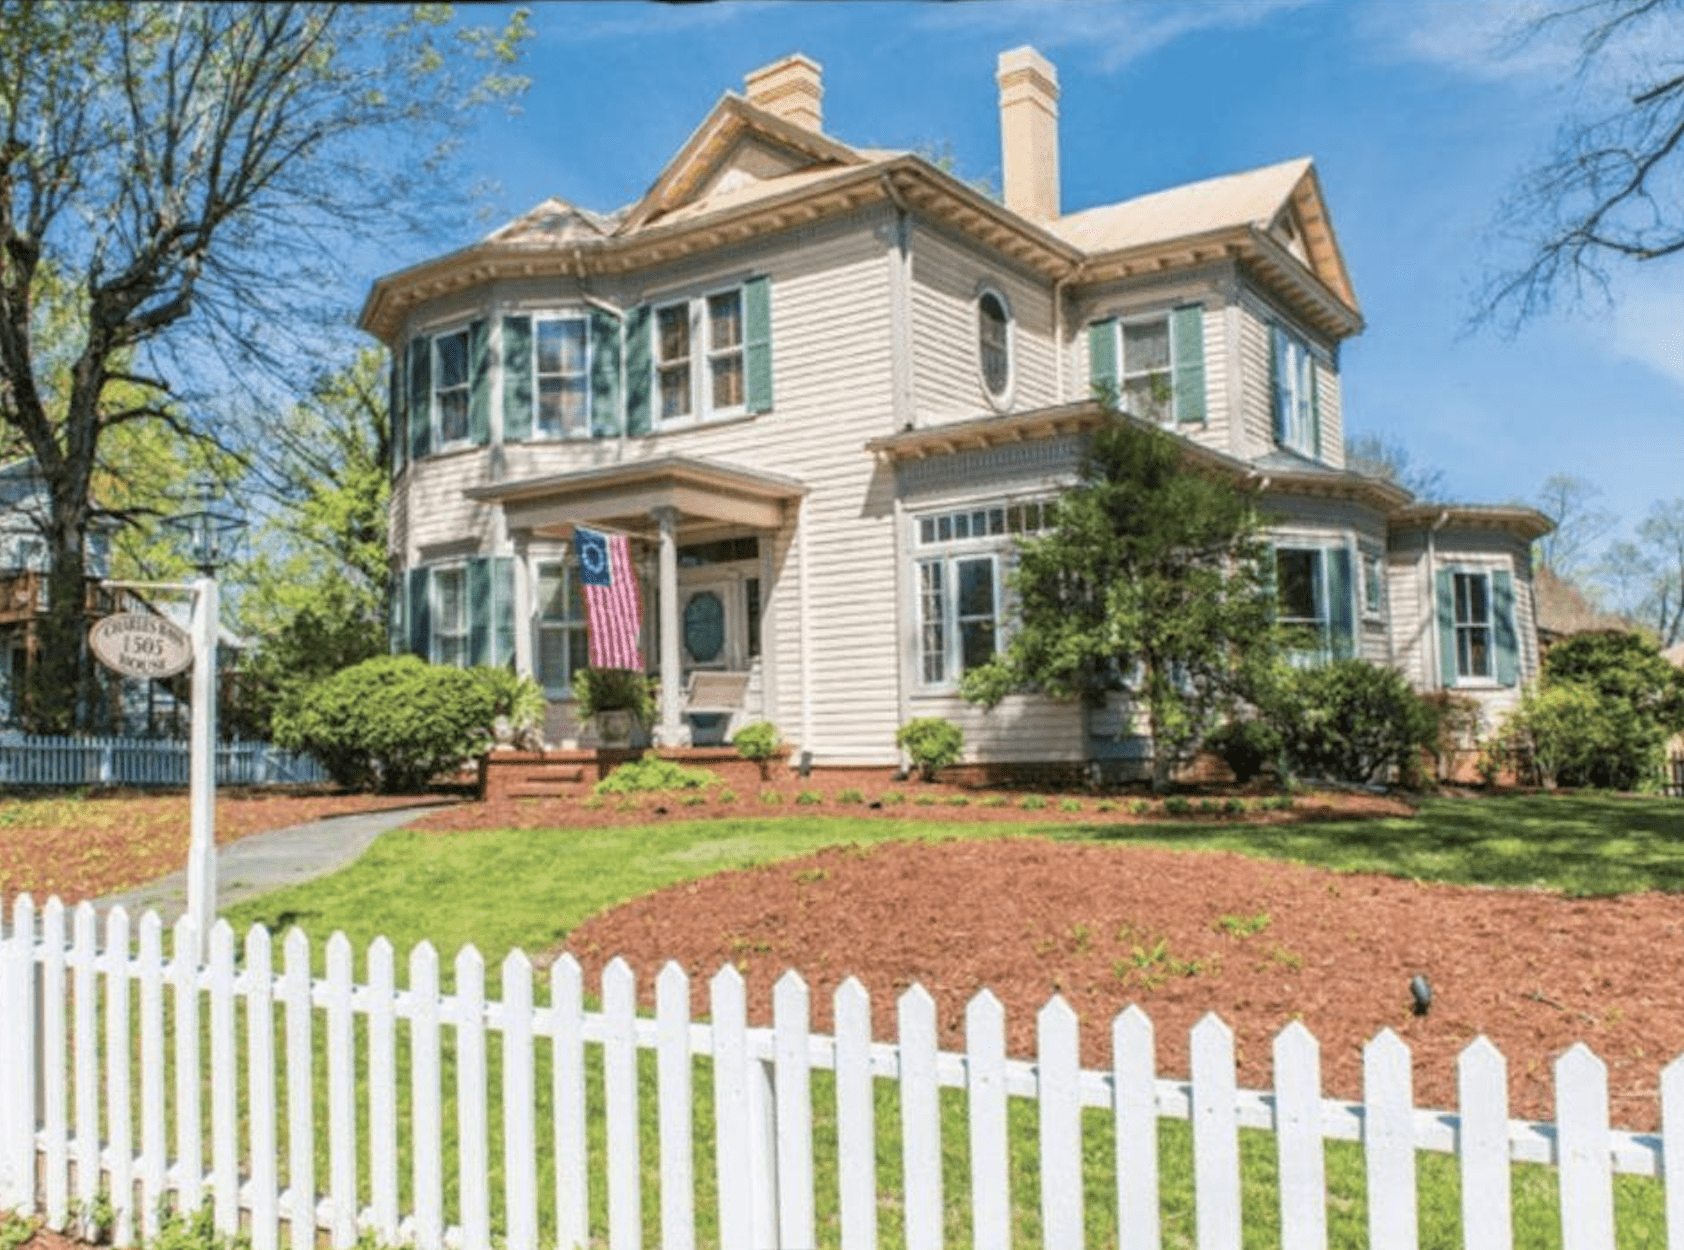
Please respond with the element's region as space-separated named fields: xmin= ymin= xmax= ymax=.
xmin=0 ymin=734 xmax=327 ymax=786
xmin=2 ymin=896 xmax=1681 ymax=1250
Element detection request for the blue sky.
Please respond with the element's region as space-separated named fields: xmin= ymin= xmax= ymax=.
xmin=399 ymin=0 xmax=1682 ymax=547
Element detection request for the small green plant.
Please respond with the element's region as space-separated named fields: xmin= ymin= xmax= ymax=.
xmin=944 ymin=794 xmax=971 ymax=807
xmin=895 ymin=716 xmax=964 ymax=781
xmin=614 ymin=797 xmax=641 ymax=814
xmin=793 ymin=868 xmax=830 ymax=884
xmin=1130 ymin=799 xmax=1152 ymax=816
xmin=1263 ymin=944 xmax=1304 ymax=971
xmin=476 ymin=667 xmax=547 ymax=749
xmin=732 ymin=720 xmax=783 ymax=779
xmin=717 ymin=787 xmax=738 ymax=804
xmin=1 ymin=1212 xmax=38 ymax=1250
xmin=1095 ymin=799 xmax=1119 ymax=813
xmin=1197 ymin=797 xmax=1221 ymax=815
xmin=1068 ymin=922 xmax=1092 ymax=954
xmin=1261 ymin=794 xmax=1295 ymax=812
xmin=1163 ymin=796 xmax=1192 ymax=816
xmin=1215 ymin=911 xmax=1271 ymax=939
xmin=571 ymin=666 xmax=657 ymax=729
xmin=144 ymin=1203 xmax=248 ymax=1250
xmin=1019 ymin=794 xmax=1049 ymax=810
xmin=594 ymin=751 xmax=718 ymax=795
xmin=759 ymin=789 xmax=785 ymax=805
xmin=913 ymin=792 xmax=939 ymax=806
xmin=836 ymin=787 xmax=865 ymax=804
xmin=680 ymin=792 xmax=708 ymax=807
xmin=796 ymin=789 xmax=824 ymax=806
xmin=879 ymin=790 xmax=907 ymax=805
xmin=1059 ymin=798 xmax=1082 ymax=813
xmin=979 ymin=794 xmax=1009 ymax=808
xmin=1112 ymin=933 xmax=1212 ymax=990
xmin=1222 ymin=796 xmax=1247 ymax=815
xmin=80 ymin=1189 xmax=115 ymax=1244
xmin=581 ymin=793 xmax=606 ymax=810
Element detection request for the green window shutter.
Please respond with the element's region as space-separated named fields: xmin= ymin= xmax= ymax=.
xmin=501 ymin=316 xmax=533 ymax=442
xmin=590 ymin=308 xmax=623 ymax=437
xmin=468 ymin=319 xmax=490 ymax=445
xmin=388 ymin=352 xmax=407 ymax=477
xmin=1435 ymin=568 xmax=1457 ymax=688
xmin=1170 ymin=305 xmax=1206 ymax=424
xmin=1492 ymin=569 xmax=1519 ymax=687
xmin=1270 ymin=325 xmax=1288 ymax=445
xmin=625 ymin=303 xmax=652 ymax=436
xmin=407 ymin=567 xmax=431 ymax=660
xmin=1309 ymin=349 xmax=1322 ymax=459
xmin=468 ymin=557 xmax=491 ymax=666
xmin=407 ymin=338 xmax=432 ymax=460
xmin=1087 ymin=319 xmax=1118 ymax=406
xmin=493 ymin=557 xmax=516 ymax=667
xmin=1326 ymin=545 xmax=1354 ymax=660
xmin=744 ymin=275 xmax=773 ymax=414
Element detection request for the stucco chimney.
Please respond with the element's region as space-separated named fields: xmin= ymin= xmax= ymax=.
xmin=744 ymin=54 xmax=824 ymax=132
xmin=997 ymin=46 xmax=1060 ymax=222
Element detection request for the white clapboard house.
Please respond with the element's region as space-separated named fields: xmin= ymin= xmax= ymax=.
xmin=361 ymin=48 xmax=1549 ymax=774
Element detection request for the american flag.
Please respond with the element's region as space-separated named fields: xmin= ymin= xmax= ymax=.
xmin=572 ymin=525 xmax=644 ymax=670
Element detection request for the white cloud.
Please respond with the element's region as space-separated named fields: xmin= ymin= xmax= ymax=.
xmin=909 ymin=0 xmax=1315 ymax=73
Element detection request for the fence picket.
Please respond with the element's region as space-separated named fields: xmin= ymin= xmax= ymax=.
xmin=72 ymin=903 xmax=99 ymax=1230
xmin=325 ymin=934 xmax=358 ymax=1250
xmin=1038 ymin=996 xmax=1083 ymax=1249
xmin=710 ymin=964 xmax=754 ymax=1250
xmin=1363 ymin=1029 xmax=1417 ymax=1250
xmin=105 ymin=907 xmax=134 ymax=1247
xmin=283 ymin=930 xmax=317 ymax=1250
xmin=1557 ymin=1044 xmax=1615 ymax=1250
xmin=455 ymin=947 xmax=491 ymax=1250
xmin=367 ymin=939 xmax=398 ymax=1243
xmin=1190 ymin=1013 xmax=1241 ymax=1250
xmin=551 ymin=956 xmax=589 ymax=1250
xmin=1114 ymin=1005 xmax=1160 ymax=1250
xmin=410 ymin=943 xmax=443 ymax=1250
xmin=1663 ymin=1053 xmax=1684 ymax=1249
xmin=774 ymin=970 xmax=815 ymax=1250
xmin=1 ymin=896 xmax=33 ymax=1213
xmin=0 ymin=734 xmax=327 ymax=787
xmin=208 ymin=923 xmax=239 ymax=1235
xmin=899 ymin=983 xmax=942 ymax=1250
xmin=965 ymin=990 xmax=1009 ymax=1250
xmin=1458 ymin=1037 xmax=1512 ymax=1248
xmin=655 ymin=963 xmax=695 ymax=1250
xmin=1274 ymin=1021 xmax=1327 ymax=1250
xmin=137 ymin=914 xmax=167 ymax=1240
xmin=172 ymin=917 xmax=203 ymax=1216
xmin=833 ymin=978 xmax=877 ymax=1250
xmin=40 ymin=899 xmax=67 ymax=1230
xmin=500 ymin=951 xmax=537 ymax=1250
xmin=601 ymin=958 xmax=642 ymax=1250
xmin=246 ymin=926 xmax=279 ymax=1250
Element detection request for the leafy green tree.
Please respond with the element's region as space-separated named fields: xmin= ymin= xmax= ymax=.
xmin=0 ymin=2 xmax=528 ymax=730
xmin=961 ymin=420 xmax=1281 ymax=791
xmin=231 ymin=348 xmax=392 ymax=738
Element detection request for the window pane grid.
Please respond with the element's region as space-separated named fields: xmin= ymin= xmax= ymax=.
xmin=435 ymin=568 xmax=467 ymax=668
xmin=536 ymin=319 xmax=589 ymax=438
xmin=1453 ymin=572 xmax=1493 ymax=679
xmin=537 ymin=560 xmax=588 ymax=691
xmin=656 ymin=303 xmax=692 ymax=419
xmin=434 ymin=330 xmax=470 ymax=445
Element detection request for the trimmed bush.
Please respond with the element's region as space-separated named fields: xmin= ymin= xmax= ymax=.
xmin=1264 ymin=659 xmax=1437 ymax=786
xmin=1202 ymin=717 xmax=1280 ymax=784
xmin=732 ymin=720 xmax=783 ymax=778
xmin=594 ymin=751 xmax=719 ymax=795
xmin=273 ymin=655 xmax=499 ymax=793
xmin=895 ymin=716 xmax=964 ymax=781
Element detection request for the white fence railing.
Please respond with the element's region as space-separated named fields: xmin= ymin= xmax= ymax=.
xmin=0 ymin=734 xmax=327 ymax=787
xmin=2 ymin=896 xmax=1679 ymax=1250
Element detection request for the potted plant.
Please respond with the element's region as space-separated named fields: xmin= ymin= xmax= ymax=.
xmin=573 ymin=667 xmax=656 ymax=745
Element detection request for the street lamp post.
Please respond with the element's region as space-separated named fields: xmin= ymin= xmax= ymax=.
xmin=166 ymin=479 xmax=243 ymax=960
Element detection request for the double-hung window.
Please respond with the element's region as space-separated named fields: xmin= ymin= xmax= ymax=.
xmin=913 ymin=500 xmax=1051 ymax=688
xmin=535 ymin=317 xmax=590 ymax=438
xmin=1452 ymin=571 xmax=1492 ymax=680
xmin=1274 ymin=544 xmax=1355 ymax=663
xmin=1362 ymin=550 xmax=1386 ymax=620
xmin=535 ymin=560 xmax=589 ymax=694
xmin=1271 ymin=325 xmax=1320 ymax=458
xmin=432 ymin=565 xmax=468 ymax=668
xmin=1088 ymin=305 xmax=1206 ymax=424
xmin=1436 ymin=567 xmax=1517 ymax=687
xmin=433 ymin=329 xmax=472 ymax=447
xmin=654 ymin=288 xmax=746 ymax=423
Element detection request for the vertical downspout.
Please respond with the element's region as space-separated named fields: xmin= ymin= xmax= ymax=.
xmin=1427 ymin=510 xmax=1449 ymax=690
xmin=883 ymin=177 xmax=915 ymax=749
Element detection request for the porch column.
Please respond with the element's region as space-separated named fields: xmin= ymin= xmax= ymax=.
xmin=654 ymin=506 xmax=687 ymax=746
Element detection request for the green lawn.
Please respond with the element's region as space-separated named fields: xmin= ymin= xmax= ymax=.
xmin=210 ymin=791 xmax=1681 ymax=1249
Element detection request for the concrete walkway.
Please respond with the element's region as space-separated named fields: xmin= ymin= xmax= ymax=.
xmin=93 ymin=804 xmax=440 ymax=924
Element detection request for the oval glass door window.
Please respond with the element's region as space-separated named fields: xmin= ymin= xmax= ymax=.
xmin=683 ymin=591 xmax=725 ymax=663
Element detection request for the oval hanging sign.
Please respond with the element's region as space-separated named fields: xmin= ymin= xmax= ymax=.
xmin=89 ymin=613 xmax=195 ymax=679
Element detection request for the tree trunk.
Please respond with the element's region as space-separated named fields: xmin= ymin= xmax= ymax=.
xmin=30 ymin=514 xmax=91 ymax=734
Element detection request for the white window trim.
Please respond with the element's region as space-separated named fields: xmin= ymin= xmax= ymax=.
xmin=977 ymin=285 xmax=1014 ymax=410
xmin=1361 ymin=548 xmax=1386 ymax=621
xmin=533 ymin=557 xmax=588 ymax=696
xmin=1274 ymin=326 xmax=1318 ymax=457
xmin=653 ymin=282 xmax=748 ymax=429
xmin=1112 ymin=311 xmax=1180 ymax=426
xmin=532 ymin=313 xmax=592 ymax=441
xmin=1451 ymin=569 xmax=1497 ymax=685
xmin=430 ymin=326 xmax=474 ymax=452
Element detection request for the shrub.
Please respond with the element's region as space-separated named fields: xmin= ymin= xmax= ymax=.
xmin=1163 ymin=796 xmax=1192 ymax=816
xmin=795 ymin=789 xmax=824 ymax=806
xmin=759 ymin=789 xmax=785 ymax=806
xmin=1202 ymin=717 xmax=1280 ymax=784
xmin=1197 ymin=798 xmax=1221 ymax=815
xmin=1420 ymin=691 xmax=1482 ymax=782
xmin=1502 ymin=681 xmax=1666 ymax=791
xmin=879 ymin=790 xmax=907 ymax=805
xmin=1264 ymin=659 xmax=1437 ymax=785
xmin=913 ymin=792 xmax=939 ymax=806
xmin=1019 ymin=794 xmax=1049 ymax=810
xmin=1095 ymin=799 xmax=1119 ymax=813
xmin=717 ymin=787 xmax=739 ymax=804
xmin=1222 ymin=796 xmax=1247 ymax=815
xmin=1130 ymin=799 xmax=1151 ymax=816
xmin=273 ymin=655 xmax=499 ymax=793
xmin=595 ymin=752 xmax=719 ymax=795
xmin=732 ymin=720 xmax=783 ymax=779
xmin=895 ymin=716 xmax=964 ymax=781
xmin=836 ymin=787 xmax=865 ymax=804
xmin=980 ymin=795 xmax=1010 ymax=809
xmin=1059 ymin=798 xmax=1082 ymax=813
xmin=944 ymin=795 xmax=970 ymax=807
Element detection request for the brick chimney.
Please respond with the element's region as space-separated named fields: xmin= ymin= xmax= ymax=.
xmin=997 ymin=46 xmax=1060 ymax=222
xmin=744 ymin=54 xmax=824 ymax=132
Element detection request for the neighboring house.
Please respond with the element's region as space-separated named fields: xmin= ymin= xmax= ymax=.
xmin=360 ymin=48 xmax=1550 ymax=774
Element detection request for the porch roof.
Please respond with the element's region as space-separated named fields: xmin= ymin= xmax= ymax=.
xmin=464 ymin=453 xmax=807 ymax=537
